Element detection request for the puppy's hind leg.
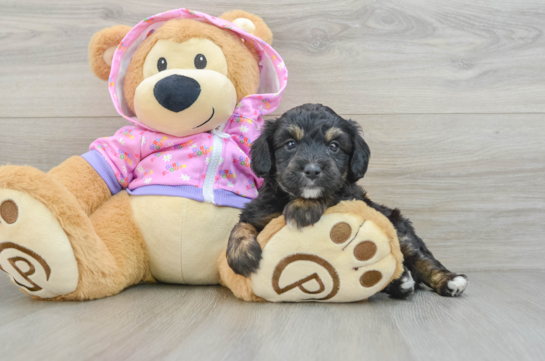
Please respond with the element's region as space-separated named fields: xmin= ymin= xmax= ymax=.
xmin=399 ymin=228 xmax=468 ymax=297
xmin=410 ymin=254 xmax=468 ymax=297
xmin=387 ymin=208 xmax=468 ymax=297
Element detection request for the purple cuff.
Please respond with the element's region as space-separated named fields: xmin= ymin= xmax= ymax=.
xmin=126 ymin=185 xmax=250 ymax=209
xmin=127 ymin=185 xmax=204 ymax=202
xmin=213 ymin=189 xmax=252 ymax=209
xmin=82 ymin=150 xmax=123 ymax=195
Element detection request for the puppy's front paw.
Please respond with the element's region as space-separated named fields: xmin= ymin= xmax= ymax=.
xmin=283 ymin=199 xmax=326 ymax=230
xmin=227 ymin=223 xmax=262 ymax=277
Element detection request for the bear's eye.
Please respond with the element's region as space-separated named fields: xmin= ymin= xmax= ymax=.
xmin=194 ymin=54 xmax=207 ymax=69
xmin=157 ymin=57 xmax=167 ymax=72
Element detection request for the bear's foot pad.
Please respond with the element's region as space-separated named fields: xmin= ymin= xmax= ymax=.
xmin=0 ymin=189 xmax=78 ymax=298
xmin=251 ymin=208 xmax=400 ymax=303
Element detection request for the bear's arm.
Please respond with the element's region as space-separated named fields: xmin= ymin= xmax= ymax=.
xmin=48 ymin=126 xmax=145 ymax=216
xmin=48 ymin=156 xmax=112 ymax=216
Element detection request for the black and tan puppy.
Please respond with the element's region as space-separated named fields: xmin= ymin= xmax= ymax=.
xmin=227 ymin=104 xmax=468 ymax=298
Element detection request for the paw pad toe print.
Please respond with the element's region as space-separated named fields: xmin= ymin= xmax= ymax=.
xmin=0 ymin=200 xmax=18 ymax=224
xmin=354 ymin=240 xmax=377 ymax=261
xmin=251 ymin=205 xmax=402 ymax=302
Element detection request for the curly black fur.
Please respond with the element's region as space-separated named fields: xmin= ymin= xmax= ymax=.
xmin=227 ymin=104 xmax=468 ymax=297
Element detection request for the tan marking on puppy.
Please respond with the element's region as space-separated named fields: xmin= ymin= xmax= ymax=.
xmin=254 ymin=212 xmax=282 ymax=230
xmin=291 ymin=198 xmax=311 ymax=209
xmin=283 ymin=198 xmax=328 ymax=230
xmin=415 ymin=258 xmax=452 ymax=292
xmin=228 ymin=223 xmax=259 ymax=263
xmin=231 ymin=222 xmax=257 ymax=241
xmin=288 ymin=124 xmax=304 ymax=140
xmin=325 ymin=127 xmax=344 ymax=142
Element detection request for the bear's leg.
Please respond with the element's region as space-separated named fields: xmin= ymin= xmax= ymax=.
xmin=0 ymin=166 xmax=152 ymax=300
xmin=218 ymin=255 xmax=264 ymax=302
xmin=71 ymin=191 xmax=154 ymax=300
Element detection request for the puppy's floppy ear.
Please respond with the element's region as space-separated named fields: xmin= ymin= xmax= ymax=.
xmin=251 ymin=120 xmax=278 ymax=177
xmin=347 ymin=120 xmax=371 ymax=182
xmin=89 ymin=25 xmax=131 ymax=80
xmin=219 ymin=10 xmax=273 ymax=45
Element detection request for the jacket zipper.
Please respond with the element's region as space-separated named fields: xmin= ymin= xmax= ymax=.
xmin=202 ymin=133 xmax=223 ymax=204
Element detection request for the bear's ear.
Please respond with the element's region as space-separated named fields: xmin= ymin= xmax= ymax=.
xmin=88 ymin=25 xmax=131 ymax=80
xmin=219 ymin=10 xmax=273 ymax=45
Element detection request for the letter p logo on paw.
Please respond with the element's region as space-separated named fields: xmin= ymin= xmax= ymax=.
xmin=272 ymin=254 xmax=340 ymax=301
xmin=0 ymin=190 xmax=79 ymax=299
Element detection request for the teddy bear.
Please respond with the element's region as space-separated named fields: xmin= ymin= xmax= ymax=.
xmin=0 ymin=8 xmax=402 ymax=302
xmin=0 ymin=8 xmax=286 ymax=300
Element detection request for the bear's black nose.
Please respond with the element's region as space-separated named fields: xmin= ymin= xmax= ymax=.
xmin=154 ymin=75 xmax=201 ymax=113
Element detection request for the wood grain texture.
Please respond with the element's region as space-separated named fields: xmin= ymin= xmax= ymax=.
xmin=1 ymin=114 xmax=543 ymax=272
xmin=0 ymin=272 xmax=544 ymax=361
xmin=1 ymin=0 xmax=545 ymax=117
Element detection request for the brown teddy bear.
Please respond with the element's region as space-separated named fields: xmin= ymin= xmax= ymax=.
xmin=0 ymin=9 xmax=288 ymax=300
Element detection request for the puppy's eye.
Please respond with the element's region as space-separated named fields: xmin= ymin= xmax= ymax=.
xmin=157 ymin=57 xmax=167 ymax=72
xmin=194 ymin=54 xmax=207 ymax=69
xmin=285 ymin=141 xmax=297 ymax=151
xmin=329 ymin=142 xmax=340 ymax=153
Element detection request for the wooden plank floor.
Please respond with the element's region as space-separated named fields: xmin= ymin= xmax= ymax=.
xmin=0 ymin=0 xmax=544 ymax=360
xmin=1 ymin=272 xmax=544 ymax=361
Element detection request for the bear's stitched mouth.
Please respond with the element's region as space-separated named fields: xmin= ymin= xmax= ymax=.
xmin=193 ymin=108 xmax=215 ymax=129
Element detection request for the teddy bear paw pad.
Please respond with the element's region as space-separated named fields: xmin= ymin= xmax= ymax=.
xmin=251 ymin=212 xmax=399 ymax=302
xmin=0 ymin=189 xmax=79 ymax=298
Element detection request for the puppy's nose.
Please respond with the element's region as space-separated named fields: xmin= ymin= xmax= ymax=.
xmin=304 ymin=164 xmax=322 ymax=180
xmin=154 ymin=75 xmax=201 ymax=112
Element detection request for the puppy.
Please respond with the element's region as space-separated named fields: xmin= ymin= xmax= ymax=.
xmin=227 ymin=104 xmax=468 ymax=298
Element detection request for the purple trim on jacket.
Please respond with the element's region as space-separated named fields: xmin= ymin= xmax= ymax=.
xmin=126 ymin=186 xmax=250 ymax=209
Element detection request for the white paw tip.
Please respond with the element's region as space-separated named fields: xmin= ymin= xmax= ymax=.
xmin=400 ymin=271 xmax=415 ymax=290
xmin=286 ymin=219 xmax=298 ymax=230
xmin=447 ymin=275 xmax=468 ymax=296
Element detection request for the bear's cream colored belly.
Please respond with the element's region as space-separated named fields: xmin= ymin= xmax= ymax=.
xmin=130 ymin=195 xmax=240 ymax=284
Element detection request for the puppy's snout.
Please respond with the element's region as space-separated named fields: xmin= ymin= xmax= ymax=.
xmin=154 ymin=74 xmax=201 ymax=113
xmin=303 ymin=163 xmax=322 ymax=180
